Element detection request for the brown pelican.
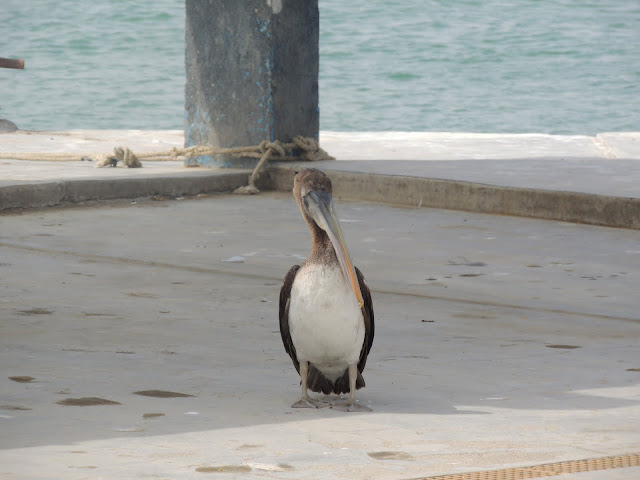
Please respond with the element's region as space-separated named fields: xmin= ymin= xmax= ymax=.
xmin=279 ymin=169 xmax=374 ymax=412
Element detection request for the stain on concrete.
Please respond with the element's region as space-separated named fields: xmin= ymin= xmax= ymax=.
xmin=196 ymin=465 xmax=252 ymax=473
xmin=142 ymin=412 xmax=165 ymax=419
xmin=368 ymin=451 xmax=414 ymax=460
xmin=57 ymin=397 xmax=121 ymax=406
xmin=127 ymin=292 xmax=160 ymax=298
xmin=1 ymin=405 xmax=31 ymax=411
xmin=134 ymin=390 xmax=194 ymax=398
xmin=9 ymin=376 xmax=34 ymax=383
xmin=16 ymin=308 xmax=53 ymax=315
xmin=236 ymin=444 xmax=260 ymax=450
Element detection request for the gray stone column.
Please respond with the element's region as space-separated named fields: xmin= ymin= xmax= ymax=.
xmin=185 ymin=0 xmax=319 ymax=167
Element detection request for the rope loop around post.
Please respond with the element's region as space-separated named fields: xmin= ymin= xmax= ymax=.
xmin=258 ymin=140 xmax=286 ymax=158
xmin=293 ymin=136 xmax=335 ymax=162
xmin=232 ymin=137 xmax=333 ymax=195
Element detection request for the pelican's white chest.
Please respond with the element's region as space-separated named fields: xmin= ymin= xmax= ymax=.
xmin=288 ymin=263 xmax=364 ymax=380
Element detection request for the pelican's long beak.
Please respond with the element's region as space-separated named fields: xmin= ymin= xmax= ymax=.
xmin=303 ymin=190 xmax=364 ymax=308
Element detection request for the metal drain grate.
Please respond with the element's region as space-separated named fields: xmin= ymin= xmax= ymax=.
xmin=417 ymin=453 xmax=640 ymax=480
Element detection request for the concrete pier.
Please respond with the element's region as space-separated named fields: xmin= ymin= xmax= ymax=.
xmin=184 ymin=1 xmax=319 ymax=167
xmin=1 ymin=130 xmax=640 ymax=478
xmin=1 ymin=130 xmax=639 ymax=228
xmin=1 ymin=176 xmax=639 ymax=479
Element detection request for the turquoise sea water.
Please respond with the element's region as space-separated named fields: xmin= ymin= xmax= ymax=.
xmin=1 ymin=1 xmax=639 ymax=134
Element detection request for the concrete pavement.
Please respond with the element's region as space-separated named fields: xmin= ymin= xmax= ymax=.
xmin=0 ymin=130 xmax=639 ymax=478
xmin=1 ymin=191 xmax=639 ymax=479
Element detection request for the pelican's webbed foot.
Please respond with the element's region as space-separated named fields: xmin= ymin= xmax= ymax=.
xmin=292 ymin=397 xmax=329 ymax=409
xmin=328 ymin=365 xmax=371 ymax=412
xmin=291 ymin=361 xmax=331 ymax=408
xmin=330 ymin=400 xmax=372 ymax=412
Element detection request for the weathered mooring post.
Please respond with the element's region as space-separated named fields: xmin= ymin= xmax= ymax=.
xmin=185 ymin=0 xmax=319 ymax=167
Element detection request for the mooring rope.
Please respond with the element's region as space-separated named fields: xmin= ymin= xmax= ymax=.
xmin=0 ymin=136 xmax=334 ymax=195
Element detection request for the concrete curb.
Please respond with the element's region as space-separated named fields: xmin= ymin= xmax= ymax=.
xmin=0 ymin=171 xmax=250 ymax=211
xmin=1 ymin=162 xmax=638 ymax=230
xmin=263 ymin=165 xmax=640 ymax=229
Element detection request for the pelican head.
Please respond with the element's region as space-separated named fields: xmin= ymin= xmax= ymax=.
xmin=293 ymin=169 xmax=364 ymax=308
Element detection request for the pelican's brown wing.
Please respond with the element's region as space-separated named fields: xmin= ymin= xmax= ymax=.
xmin=279 ymin=265 xmax=301 ymax=374
xmin=356 ymin=266 xmax=374 ymax=374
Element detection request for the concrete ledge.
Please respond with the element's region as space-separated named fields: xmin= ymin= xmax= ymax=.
xmin=2 ymin=162 xmax=639 ymax=230
xmin=263 ymin=165 xmax=640 ymax=229
xmin=2 ymin=130 xmax=639 ymax=229
xmin=0 ymin=171 xmax=250 ymax=211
